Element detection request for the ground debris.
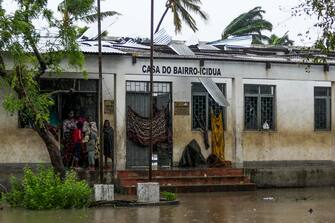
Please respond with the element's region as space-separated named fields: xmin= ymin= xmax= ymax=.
xmin=89 ymin=199 xmax=180 ymax=208
xmin=295 ymin=196 xmax=311 ymax=202
xmin=308 ymin=208 xmax=313 ymax=214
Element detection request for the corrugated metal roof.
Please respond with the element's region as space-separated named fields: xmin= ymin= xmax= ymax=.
xmin=198 ymin=43 xmax=220 ymax=51
xmin=209 ymin=35 xmax=253 ymax=47
xmin=79 ymin=43 xmax=126 ymax=54
xmin=112 ymin=40 xmax=150 ymax=49
xmin=154 ymin=29 xmax=172 ymax=45
xmin=198 ymin=77 xmax=229 ymax=107
xmin=169 ymin=42 xmax=195 ymax=56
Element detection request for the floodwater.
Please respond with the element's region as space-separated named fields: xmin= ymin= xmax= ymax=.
xmin=1 ymin=187 xmax=335 ymax=223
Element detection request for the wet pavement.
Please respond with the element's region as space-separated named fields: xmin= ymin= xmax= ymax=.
xmin=1 ymin=187 xmax=335 ymax=223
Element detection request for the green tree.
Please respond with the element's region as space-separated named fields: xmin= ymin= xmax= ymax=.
xmin=222 ymin=7 xmax=273 ymax=44
xmin=0 ymin=0 xmax=98 ymax=177
xmin=268 ymin=32 xmax=294 ymax=46
xmin=297 ymin=0 xmax=335 ymax=55
xmin=155 ymin=0 xmax=208 ymax=34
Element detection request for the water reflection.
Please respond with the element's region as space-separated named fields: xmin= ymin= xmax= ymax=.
xmin=1 ymin=187 xmax=335 ymax=223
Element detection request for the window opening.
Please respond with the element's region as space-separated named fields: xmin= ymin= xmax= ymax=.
xmin=244 ymin=84 xmax=275 ymax=130
xmin=314 ymin=87 xmax=331 ymax=130
xmin=192 ymin=83 xmax=226 ymax=130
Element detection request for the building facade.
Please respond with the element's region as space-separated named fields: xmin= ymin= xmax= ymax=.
xmin=1 ymin=43 xmax=335 ymax=186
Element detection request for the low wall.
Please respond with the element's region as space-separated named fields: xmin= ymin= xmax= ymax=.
xmin=245 ymin=161 xmax=335 ymax=188
xmin=0 ymin=164 xmax=52 ymax=191
xmin=1 ymin=161 xmax=335 ymax=191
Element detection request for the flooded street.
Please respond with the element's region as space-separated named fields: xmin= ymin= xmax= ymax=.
xmin=1 ymin=187 xmax=335 ymax=223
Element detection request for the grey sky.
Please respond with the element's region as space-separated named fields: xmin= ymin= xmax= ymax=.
xmin=102 ymin=0 xmax=319 ymax=46
xmin=3 ymin=0 xmax=319 ymax=46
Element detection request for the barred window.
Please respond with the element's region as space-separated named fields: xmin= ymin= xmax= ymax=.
xmin=314 ymin=87 xmax=331 ymax=130
xmin=192 ymin=83 xmax=225 ymax=130
xmin=244 ymin=84 xmax=275 ymax=130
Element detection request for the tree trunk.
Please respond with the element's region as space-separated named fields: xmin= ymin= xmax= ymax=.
xmin=155 ymin=7 xmax=170 ymax=34
xmin=37 ymin=126 xmax=66 ymax=179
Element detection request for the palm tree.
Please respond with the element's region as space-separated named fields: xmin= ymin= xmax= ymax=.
xmin=58 ymin=0 xmax=120 ymax=35
xmin=222 ymin=7 xmax=272 ymax=44
xmin=155 ymin=0 xmax=208 ymax=34
xmin=268 ymin=32 xmax=294 ymax=46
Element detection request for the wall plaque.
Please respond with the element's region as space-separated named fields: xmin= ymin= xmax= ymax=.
xmin=104 ymin=100 xmax=114 ymax=114
xmin=174 ymin=101 xmax=190 ymax=115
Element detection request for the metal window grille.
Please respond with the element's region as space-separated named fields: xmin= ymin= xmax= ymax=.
xmin=314 ymin=87 xmax=331 ymax=130
xmin=192 ymin=94 xmax=207 ymax=129
xmin=192 ymin=83 xmax=225 ymax=130
xmin=40 ymin=79 xmax=98 ymax=93
xmin=126 ymin=81 xmax=170 ymax=94
xmin=244 ymin=84 xmax=275 ymax=130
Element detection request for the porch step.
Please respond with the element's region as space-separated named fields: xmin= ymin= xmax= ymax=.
xmin=118 ymin=168 xmax=244 ymax=178
xmin=120 ymin=183 xmax=256 ymax=195
xmin=117 ymin=168 xmax=256 ymax=194
xmin=119 ymin=175 xmax=250 ymax=186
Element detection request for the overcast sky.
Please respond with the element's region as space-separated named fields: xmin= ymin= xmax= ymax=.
xmin=3 ymin=0 xmax=320 ymax=46
xmin=101 ymin=0 xmax=320 ymax=46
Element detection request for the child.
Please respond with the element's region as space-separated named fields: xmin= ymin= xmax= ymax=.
xmin=86 ymin=125 xmax=97 ymax=171
xmin=72 ymin=122 xmax=83 ymax=168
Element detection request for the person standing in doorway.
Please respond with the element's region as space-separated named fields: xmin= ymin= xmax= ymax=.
xmin=72 ymin=122 xmax=83 ymax=168
xmin=62 ymin=110 xmax=77 ymax=167
xmin=86 ymin=124 xmax=97 ymax=171
xmin=103 ymin=120 xmax=114 ymax=169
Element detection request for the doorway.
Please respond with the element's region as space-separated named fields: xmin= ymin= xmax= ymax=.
xmin=126 ymin=81 xmax=172 ymax=168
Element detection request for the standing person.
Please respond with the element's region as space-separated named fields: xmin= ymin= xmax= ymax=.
xmin=86 ymin=125 xmax=97 ymax=171
xmin=72 ymin=122 xmax=83 ymax=168
xmin=83 ymin=115 xmax=98 ymax=135
xmin=62 ymin=110 xmax=77 ymax=167
xmin=103 ymin=120 xmax=114 ymax=168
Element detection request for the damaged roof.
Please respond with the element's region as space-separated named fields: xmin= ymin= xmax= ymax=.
xmin=75 ymin=36 xmax=335 ymax=64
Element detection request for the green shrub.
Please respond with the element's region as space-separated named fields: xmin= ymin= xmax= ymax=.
xmin=4 ymin=167 xmax=92 ymax=210
xmin=160 ymin=191 xmax=176 ymax=201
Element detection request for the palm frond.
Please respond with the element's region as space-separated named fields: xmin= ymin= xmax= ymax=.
xmin=223 ymin=7 xmax=264 ymax=35
xmin=158 ymin=0 xmax=207 ymax=34
xmin=175 ymin=1 xmax=198 ymax=32
xmin=172 ymin=4 xmax=182 ymax=33
xmin=180 ymin=0 xmax=208 ymax=20
xmin=268 ymin=31 xmax=294 ymax=46
xmin=222 ymin=6 xmax=271 ymax=39
xmin=79 ymin=11 xmax=120 ymax=23
xmin=227 ymin=19 xmax=272 ymax=37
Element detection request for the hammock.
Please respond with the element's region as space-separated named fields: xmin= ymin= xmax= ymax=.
xmin=127 ymin=106 xmax=168 ymax=146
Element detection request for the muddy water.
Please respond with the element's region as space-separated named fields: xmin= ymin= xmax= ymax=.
xmin=1 ymin=187 xmax=335 ymax=223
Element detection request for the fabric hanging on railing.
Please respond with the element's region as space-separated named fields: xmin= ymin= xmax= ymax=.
xmin=211 ymin=112 xmax=225 ymax=161
xmin=127 ymin=106 xmax=168 ymax=146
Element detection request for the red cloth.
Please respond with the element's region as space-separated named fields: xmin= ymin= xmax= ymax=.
xmin=72 ymin=128 xmax=82 ymax=143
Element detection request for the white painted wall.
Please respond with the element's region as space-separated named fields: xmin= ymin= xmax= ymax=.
xmin=97 ymin=55 xmax=335 ymax=168
xmin=1 ymin=54 xmax=335 ymax=167
xmin=242 ymin=79 xmax=332 ymax=162
xmin=0 ymin=80 xmax=50 ymax=163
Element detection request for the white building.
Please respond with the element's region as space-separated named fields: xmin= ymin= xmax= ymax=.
xmin=1 ymin=40 xmax=335 ymax=186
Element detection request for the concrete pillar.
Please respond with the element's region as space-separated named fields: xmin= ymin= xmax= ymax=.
xmin=94 ymin=184 xmax=114 ymax=201
xmin=137 ymin=182 xmax=160 ymax=203
xmin=331 ymin=81 xmax=335 ymax=161
xmin=115 ymin=73 xmax=127 ymax=170
xmin=232 ymin=77 xmax=244 ymax=167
